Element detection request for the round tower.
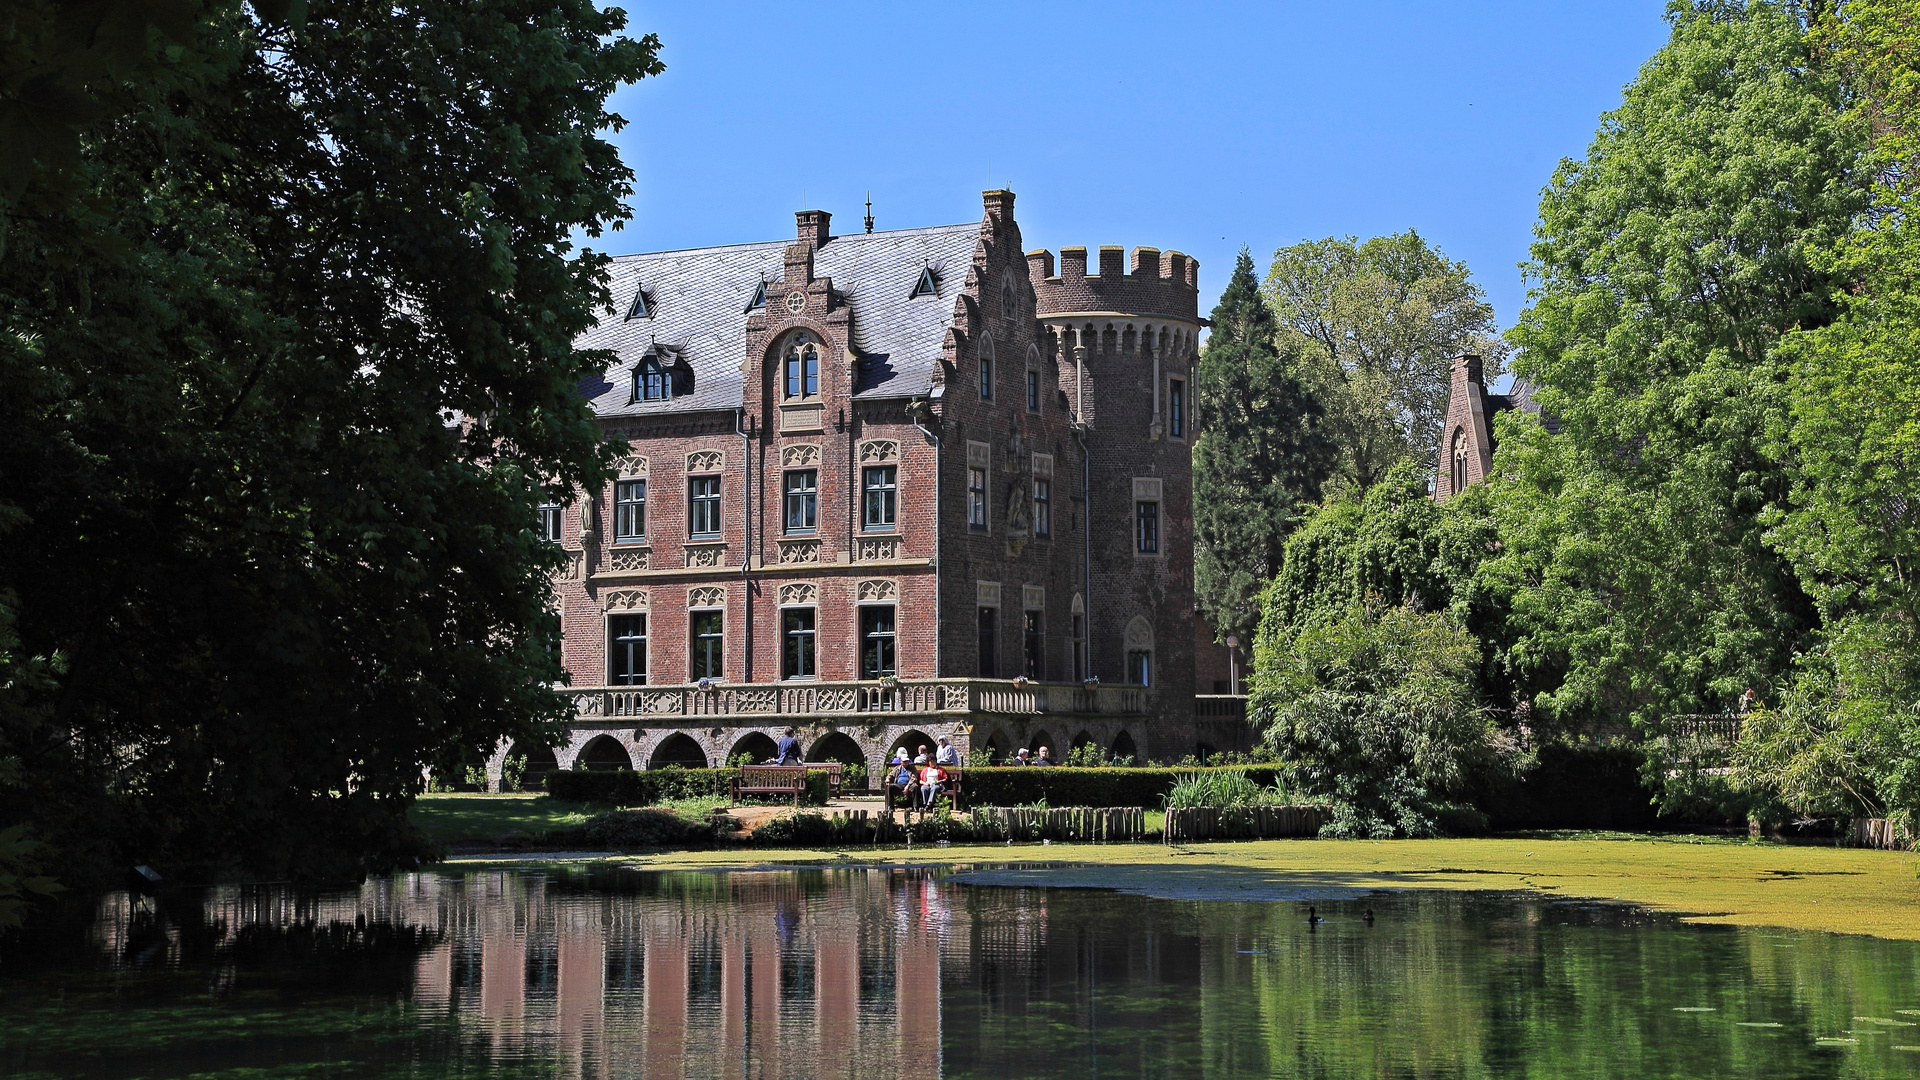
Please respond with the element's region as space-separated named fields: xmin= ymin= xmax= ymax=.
xmin=1027 ymin=244 xmax=1205 ymax=757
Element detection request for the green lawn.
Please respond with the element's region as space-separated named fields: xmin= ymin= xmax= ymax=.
xmin=411 ymin=792 xmax=737 ymax=845
xmin=411 ymin=793 xmax=597 ymax=844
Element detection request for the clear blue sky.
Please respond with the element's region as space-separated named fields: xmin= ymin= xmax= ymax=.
xmin=597 ymin=1 xmax=1672 ymax=341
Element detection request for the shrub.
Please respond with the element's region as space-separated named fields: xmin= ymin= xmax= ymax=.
xmin=545 ymin=766 xmax=830 ymax=806
xmin=546 ymin=767 xmax=734 ymax=805
xmin=1255 ymin=598 xmax=1490 ymax=838
xmin=1164 ymin=770 xmax=1291 ymax=809
xmin=578 ymin=809 xmax=715 ymax=849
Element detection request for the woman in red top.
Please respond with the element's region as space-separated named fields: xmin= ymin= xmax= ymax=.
xmin=917 ymin=762 xmax=946 ymax=809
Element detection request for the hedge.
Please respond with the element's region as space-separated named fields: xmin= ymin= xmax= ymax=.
xmin=545 ymin=767 xmax=832 ymax=807
xmin=549 ymin=765 xmax=1284 ymax=809
xmin=962 ymin=766 xmax=1284 ymax=809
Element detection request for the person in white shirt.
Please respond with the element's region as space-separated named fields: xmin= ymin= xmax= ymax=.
xmin=934 ymin=737 xmax=960 ymax=767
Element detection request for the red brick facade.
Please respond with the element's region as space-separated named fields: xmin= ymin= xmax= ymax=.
xmin=513 ymin=192 xmax=1244 ymax=781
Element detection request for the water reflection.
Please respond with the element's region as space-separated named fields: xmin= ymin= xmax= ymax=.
xmin=8 ymin=866 xmax=1920 ymax=1079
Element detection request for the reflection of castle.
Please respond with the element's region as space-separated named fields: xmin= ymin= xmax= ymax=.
xmin=398 ymin=869 xmax=967 ymax=1078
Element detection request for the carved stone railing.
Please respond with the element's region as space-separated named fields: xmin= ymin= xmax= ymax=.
xmin=561 ymin=678 xmax=1148 ymax=722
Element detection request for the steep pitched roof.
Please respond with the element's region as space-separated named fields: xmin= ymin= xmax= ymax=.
xmin=574 ymin=221 xmax=982 ymax=418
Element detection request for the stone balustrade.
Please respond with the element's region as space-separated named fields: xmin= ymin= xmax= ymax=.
xmin=563 ymin=678 xmax=1147 ymax=722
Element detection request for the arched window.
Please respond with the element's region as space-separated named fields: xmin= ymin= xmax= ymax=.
xmin=1001 ymin=278 xmax=1016 ymax=321
xmin=1450 ymin=428 xmax=1469 ymax=495
xmin=783 ymin=332 xmax=820 ymax=399
xmin=1124 ymin=616 xmax=1154 ymax=687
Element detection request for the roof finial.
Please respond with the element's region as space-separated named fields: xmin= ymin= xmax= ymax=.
xmin=864 ymin=191 xmax=874 ymax=234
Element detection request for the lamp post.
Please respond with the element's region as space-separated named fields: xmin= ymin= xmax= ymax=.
xmin=1224 ymin=634 xmax=1239 ymax=695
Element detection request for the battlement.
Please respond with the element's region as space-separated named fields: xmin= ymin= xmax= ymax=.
xmin=1027 ymin=243 xmax=1199 ymax=323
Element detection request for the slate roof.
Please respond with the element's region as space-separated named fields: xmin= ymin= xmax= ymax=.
xmin=1492 ymin=379 xmax=1562 ymax=435
xmin=574 ymin=221 xmax=983 ymax=419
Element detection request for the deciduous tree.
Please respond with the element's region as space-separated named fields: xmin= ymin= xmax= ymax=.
xmin=1264 ymin=231 xmax=1508 ymax=491
xmin=0 ymin=1 xmax=662 ymax=885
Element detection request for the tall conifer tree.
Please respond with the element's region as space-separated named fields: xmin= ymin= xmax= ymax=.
xmin=1194 ymin=250 xmax=1335 ymax=646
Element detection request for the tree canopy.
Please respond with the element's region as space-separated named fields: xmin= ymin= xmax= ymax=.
xmin=0 ymin=1 xmax=662 ymax=887
xmin=1490 ymin=0 xmax=1865 ymax=730
xmin=1265 ymin=231 xmax=1508 ymax=492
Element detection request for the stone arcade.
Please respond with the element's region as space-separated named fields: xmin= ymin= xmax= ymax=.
xmin=492 ymin=191 xmax=1246 ymax=787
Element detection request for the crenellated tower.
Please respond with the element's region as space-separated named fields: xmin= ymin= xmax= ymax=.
xmin=1028 ymin=242 xmax=1209 ymax=752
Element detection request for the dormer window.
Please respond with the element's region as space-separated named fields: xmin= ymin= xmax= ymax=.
xmin=745 ymin=281 xmax=767 ymax=312
xmin=783 ymin=332 xmax=820 ymax=399
xmin=909 ymin=266 xmax=938 ymax=299
xmin=625 ymin=287 xmax=650 ymax=320
xmin=637 ymin=356 xmax=670 ymax=402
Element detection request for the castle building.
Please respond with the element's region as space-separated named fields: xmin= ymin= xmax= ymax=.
xmin=510 ymin=191 xmax=1246 ymax=781
xmin=1433 ymin=353 xmax=1554 ymax=501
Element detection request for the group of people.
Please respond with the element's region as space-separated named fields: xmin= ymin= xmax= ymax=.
xmin=1003 ymin=746 xmax=1055 ymax=767
xmin=889 ymin=737 xmax=960 ymax=812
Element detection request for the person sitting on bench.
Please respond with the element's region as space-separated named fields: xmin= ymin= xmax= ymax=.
xmin=775 ymin=727 xmax=802 ymax=765
xmin=891 ymin=759 xmax=918 ymax=810
xmin=918 ymin=760 xmax=948 ymax=810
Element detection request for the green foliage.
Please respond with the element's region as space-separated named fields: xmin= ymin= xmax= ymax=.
xmin=545 ymin=767 xmax=832 ymax=807
xmin=1265 ymin=231 xmax=1509 ymax=492
xmin=1742 ymin=0 xmax=1920 ymax=829
xmin=1254 ymin=598 xmax=1491 ymax=838
xmin=1193 ymin=249 xmax=1337 ymax=642
xmin=0 ymin=1 xmax=662 ymax=885
xmin=1163 ymin=770 xmax=1292 ymax=809
xmin=1062 ymin=742 xmax=1131 ymax=767
xmin=1493 ymin=0 xmax=1866 ymax=737
xmin=578 ymin=809 xmax=715 ymax=850
xmin=964 ymin=766 xmax=1285 ymax=809
xmin=499 ymin=755 xmax=529 ymax=794
xmin=1269 ymin=464 xmax=1522 ymax=707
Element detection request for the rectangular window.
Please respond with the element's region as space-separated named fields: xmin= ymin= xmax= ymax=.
xmin=1023 ymin=611 xmax=1043 ymax=680
xmin=690 ymin=610 xmax=724 ymax=680
xmin=976 ymin=607 xmax=997 ymax=677
xmin=863 ymin=465 xmax=897 ymax=530
xmin=783 ymin=470 xmax=817 ymax=534
xmin=1026 ymin=369 xmax=1040 ymax=411
xmin=1136 ymin=500 xmax=1160 ymax=554
xmin=538 ymin=504 xmax=562 ymax=543
xmin=860 ymin=605 xmax=896 ymax=679
xmin=979 ymin=356 xmax=993 ymax=400
xmin=688 ymin=476 xmax=721 ymax=537
xmin=1169 ymin=378 xmax=1185 ymax=438
xmin=1127 ymin=649 xmax=1153 ymax=687
xmin=968 ymin=467 xmax=988 ymax=530
xmin=1071 ymin=614 xmax=1086 ymax=682
xmin=609 ymin=614 xmax=647 ymax=686
xmin=1033 ymin=478 xmax=1050 ymax=538
xmin=783 ymin=608 xmax=816 ymax=679
xmin=615 ymin=480 xmax=646 ymax=541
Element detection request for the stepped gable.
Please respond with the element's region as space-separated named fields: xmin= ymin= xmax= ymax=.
xmin=574 ymin=220 xmax=983 ymax=417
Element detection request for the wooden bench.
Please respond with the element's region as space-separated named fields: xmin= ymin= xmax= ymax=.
xmin=730 ymin=763 xmax=843 ymax=807
xmin=884 ymin=765 xmax=965 ymax=816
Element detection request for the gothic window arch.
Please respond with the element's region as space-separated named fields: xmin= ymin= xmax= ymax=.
xmin=1124 ymin=616 xmax=1154 ymax=687
xmin=782 ymin=330 xmax=821 ymax=400
xmin=1450 ymin=428 xmax=1469 ymax=496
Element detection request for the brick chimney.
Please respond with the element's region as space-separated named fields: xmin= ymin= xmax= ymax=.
xmin=796 ymin=209 xmax=831 ymax=248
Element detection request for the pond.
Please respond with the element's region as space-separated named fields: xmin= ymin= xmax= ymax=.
xmin=4 ymin=863 xmax=1919 ymax=1078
